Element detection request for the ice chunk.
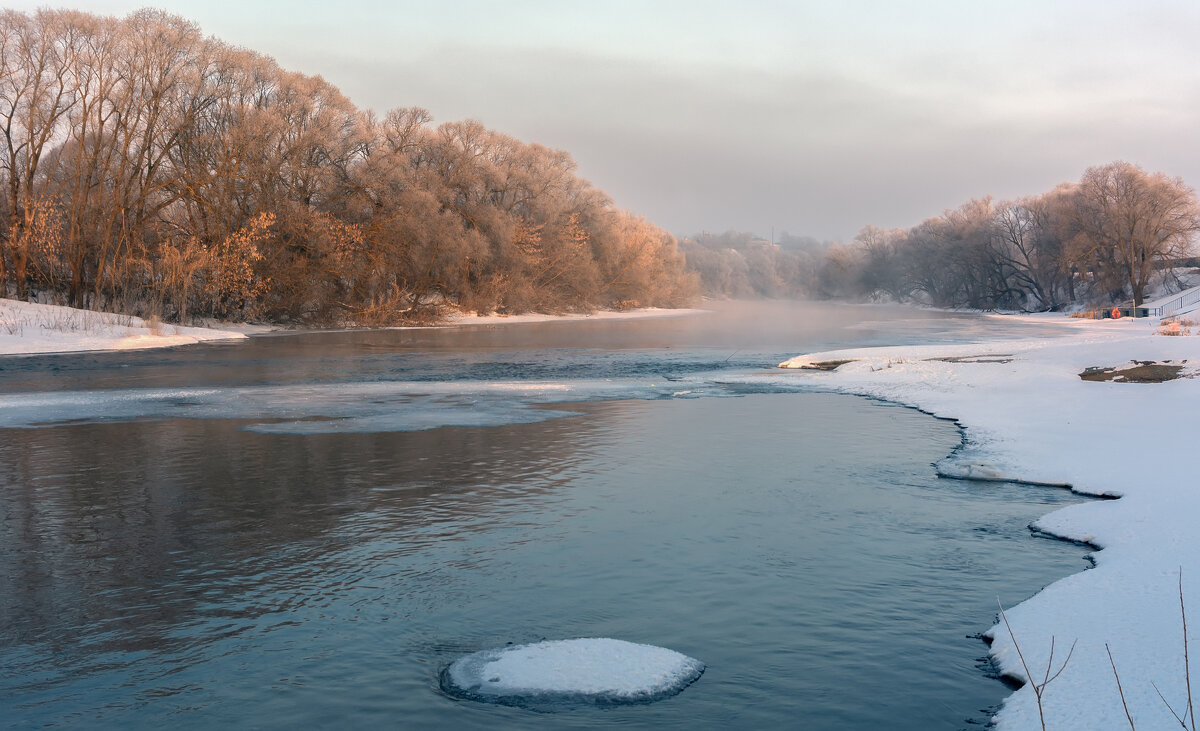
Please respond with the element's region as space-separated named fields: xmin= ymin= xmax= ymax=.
xmin=441 ymin=638 xmax=704 ymax=707
xmin=936 ymin=458 xmax=1008 ymax=481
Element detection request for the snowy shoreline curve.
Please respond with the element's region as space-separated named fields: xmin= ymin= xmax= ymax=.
xmin=780 ymin=313 xmax=1200 ymax=730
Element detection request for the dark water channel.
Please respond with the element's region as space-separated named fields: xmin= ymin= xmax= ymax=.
xmin=0 ymin=302 xmax=1089 ymax=728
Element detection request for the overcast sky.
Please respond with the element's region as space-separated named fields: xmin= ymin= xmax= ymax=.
xmin=13 ymin=1 xmax=1200 ymax=240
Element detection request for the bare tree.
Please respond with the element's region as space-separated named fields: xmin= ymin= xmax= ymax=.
xmin=0 ymin=10 xmax=79 ymax=299
xmin=824 ymin=163 xmax=1200 ymax=311
xmin=990 ymin=197 xmax=1073 ymax=310
xmin=1074 ymin=161 xmax=1200 ymax=306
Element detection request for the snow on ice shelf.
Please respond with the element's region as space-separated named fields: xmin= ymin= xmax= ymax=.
xmin=441 ymin=638 xmax=705 ymax=707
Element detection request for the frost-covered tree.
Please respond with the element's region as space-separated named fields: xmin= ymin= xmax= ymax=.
xmin=1073 ymin=161 xmax=1200 ymax=306
xmin=0 ymin=8 xmax=699 ymax=322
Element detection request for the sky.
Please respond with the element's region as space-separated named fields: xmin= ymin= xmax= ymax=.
xmin=14 ymin=1 xmax=1200 ymax=241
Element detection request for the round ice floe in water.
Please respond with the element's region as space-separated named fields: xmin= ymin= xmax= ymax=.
xmin=441 ymin=638 xmax=704 ymax=708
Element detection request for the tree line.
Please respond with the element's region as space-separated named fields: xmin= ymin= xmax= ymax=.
xmin=684 ymin=162 xmax=1200 ymax=311
xmin=679 ymin=231 xmax=825 ymax=299
xmin=813 ymin=161 xmax=1200 ymax=310
xmin=0 ymin=8 xmax=697 ymax=324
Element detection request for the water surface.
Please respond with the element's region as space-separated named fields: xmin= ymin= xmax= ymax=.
xmin=0 ymin=301 xmax=1087 ymax=728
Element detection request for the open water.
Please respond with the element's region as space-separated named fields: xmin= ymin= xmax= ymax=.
xmin=0 ymin=301 xmax=1089 ymax=728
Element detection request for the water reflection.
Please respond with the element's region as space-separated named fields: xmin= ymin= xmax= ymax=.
xmin=0 ymin=412 xmax=598 ymax=681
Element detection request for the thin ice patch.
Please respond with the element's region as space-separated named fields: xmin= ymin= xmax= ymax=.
xmin=243 ymin=405 xmax=581 ymax=434
xmin=440 ymin=638 xmax=704 ymax=709
xmin=0 ymin=379 xmax=694 ymax=431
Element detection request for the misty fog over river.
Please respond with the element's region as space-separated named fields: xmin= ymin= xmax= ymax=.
xmin=0 ymin=301 xmax=1088 ymax=728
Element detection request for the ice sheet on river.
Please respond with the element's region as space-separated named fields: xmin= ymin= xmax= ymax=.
xmin=0 ymin=377 xmax=755 ymax=432
xmin=441 ymin=638 xmax=704 ymax=707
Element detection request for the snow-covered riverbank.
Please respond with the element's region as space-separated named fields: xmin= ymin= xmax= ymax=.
xmin=0 ymin=298 xmax=711 ymax=356
xmin=781 ymin=314 xmax=1200 ymax=729
xmin=0 ymin=299 xmax=252 ymax=355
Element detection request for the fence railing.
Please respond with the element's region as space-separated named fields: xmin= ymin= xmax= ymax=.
xmin=1147 ymin=286 xmax=1200 ymax=317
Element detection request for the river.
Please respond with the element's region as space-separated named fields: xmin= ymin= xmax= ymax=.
xmin=0 ymin=301 xmax=1088 ymax=728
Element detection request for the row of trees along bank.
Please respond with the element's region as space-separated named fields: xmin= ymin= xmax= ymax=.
xmin=680 ymin=231 xmax=825 ymax=299
xmin=0 ymin=9 xmax=697 ymax=324
xmin=815 ymin=161 xmax=1200 ymax=310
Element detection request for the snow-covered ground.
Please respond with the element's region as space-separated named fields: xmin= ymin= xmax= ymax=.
xmin=780 ymin=313 xmax=1200 ymax=730
xmin=0 ymin=298 xmax=251 ymax=355
xmin=0 ymin=298 xmax=709 ymax=356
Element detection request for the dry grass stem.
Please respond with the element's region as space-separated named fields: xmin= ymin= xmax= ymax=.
xmin=997 ymin=598 xmax=1077 ymax=731
xmin=1182 ymin=570 xmax=1195 ymax=731
xmin=1106 ymin=642 xmax=1136 ymax=730
xmin=1152 ymin=569 xmax=1197 ymax=730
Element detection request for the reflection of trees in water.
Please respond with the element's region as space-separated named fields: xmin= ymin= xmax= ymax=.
xmin=0 ymin=410 xmax=600 ymax=680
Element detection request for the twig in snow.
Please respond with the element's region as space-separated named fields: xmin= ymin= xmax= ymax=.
xmin=1182 ymin=569 xmax=1195 ymax=731
xmin=1153 ymin=569 xmax=1197 ymax=730
xmin=1106 ymin=642 xmax=1136 ymax=730
xmin=997 ymin=598 xmax=1076 ymax=731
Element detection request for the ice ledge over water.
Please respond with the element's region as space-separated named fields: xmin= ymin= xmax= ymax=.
xmin=440 ymin=638 xmax=704 ymax=707
xmin=776 ymin=315 xmax=1200 ymax=730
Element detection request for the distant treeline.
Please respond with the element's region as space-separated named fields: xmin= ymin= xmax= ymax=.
xmin=687 ymin=162 xmax=1200 ymax=310
xmin=814 ymin=161 xmax=1200 ymax=310
xmin=680 ymin=231 xmax=825 ymax=299
xmin=0 ymin=9 xmax=697 ymax=324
